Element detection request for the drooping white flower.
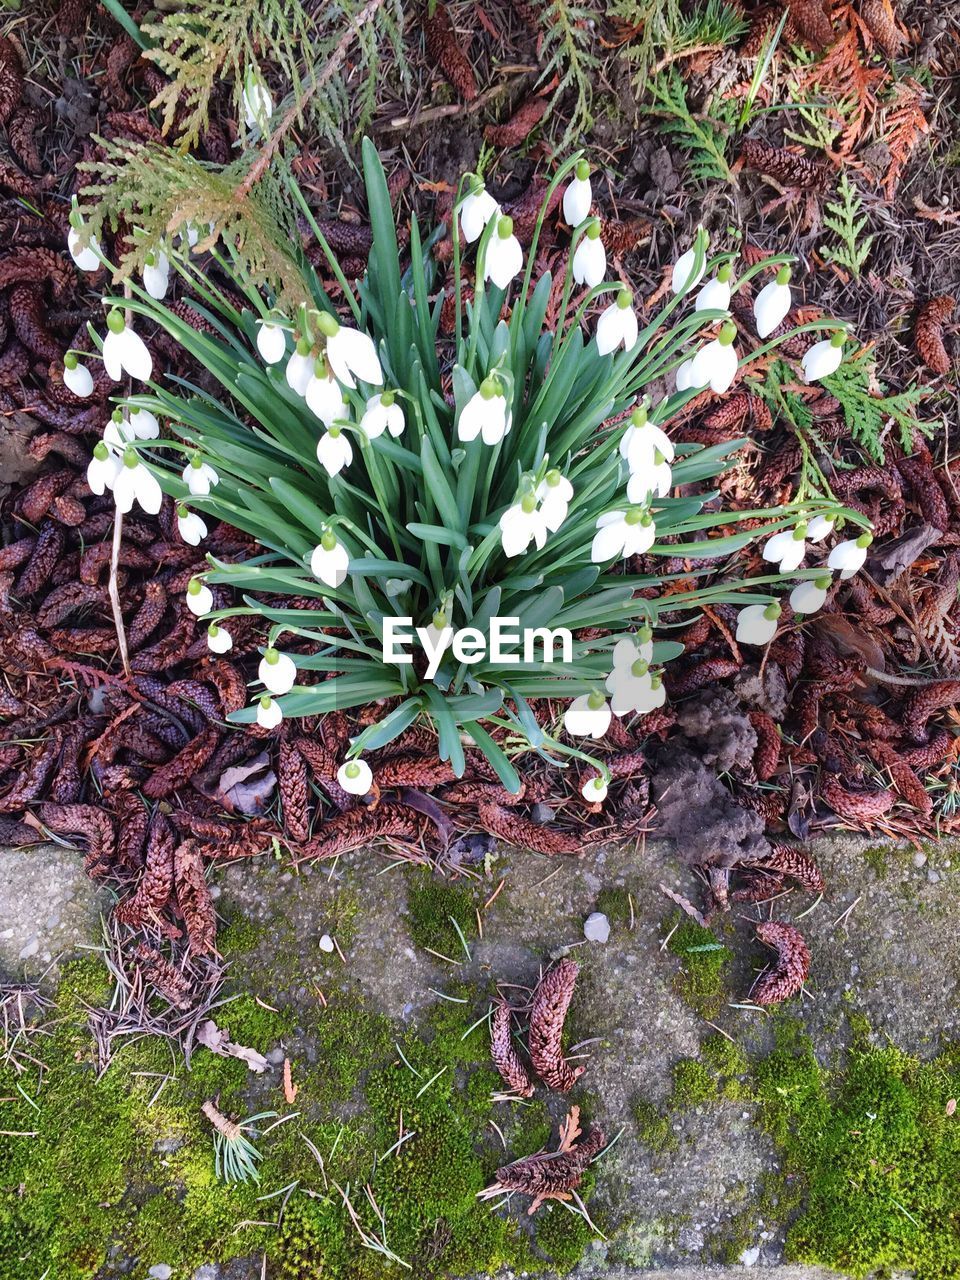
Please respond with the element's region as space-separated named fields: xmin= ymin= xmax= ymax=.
xmin=126 ymin=406 xmax=159 ymax=439
xmin=185 ymin=578 xmax=214 ymax=616
xmin=627 ymin=455 xmax=672 ymax=504
xmin=591 ymin=509 xmax=656 ymax=563
xmin=671 ymin=241 xmax=707 ymax=294
xmin=689 ymin=321 xmax=739 ymax=394
xmin=310 ymin=530 xmax=349 ymax=588
xmin=754 ymin=266 xmax=793 ymax=338
xmin=67 ymin=207 xmax=101 ymax=272
xmin=596 ymin=289 xmax=638 ymax=355
xmin=306 ymin=365 xmax=349 ymax=426
xmin=790 ymin=575 xmax=832 ymax=615
xmin=318 ymin=312 xmax=383 ymax=388
xmin=499 ymin=495 xmax=548 ymax=558
xmin=563 ymin=691 xmax=612 ymax=739
xmin=581 ymin=775 xmax=608 ymax=804
xmin=142 ymin=248 xmax=170 ymax=301
xmin=182 ymin=455 xmax=219 ymax=496
xmin=112 ymin=449 xmax=162 ymax=515
xmin=620 ymin=408 xmax=675 ymax=473
xmin=536 ymin=470 xmax=573 ymax=532
xmin=181 ymin=223 xmax=201 ymax=249
xmin=695 ymin=264 xmax=733 ymax=313
xmin=802 ymin=333 xmax=845 ymax=383
xmin=606 ymin=661 xmax=666 ymax=717
xmin=611 ymin=630 xmax=654 ymax=673
xmin=736 ymin=601 xmax=781 ymax=646
xmin=572 ymin=220 xmax=606 ymax=287
xmin=484 ymin=215 xmax=523 ymax=290
xmin=563 ymin=160 xmax=592 ymax=226
xmin=242 ymin=68 xmax=274 ymax=131
xmin=86 ymin=441 xmax=122 ymax=495
xmin=459 ymin=183 xmax=500 ymax=243
xmin=176 ymin=505 xmax=208 ymax=546
xmin=827 ymin=533 xmax=872 ymax=579
xmin=360 ymin=391 xmax=404 ymax=439
xmin=316 ymin=426 xmax=353 ymax=477
xmin=259 ymin=648 xmax=297 ymax=695
xmin=63 ymin=353 xmax=94 ymax=398
xmin=675 ymin=358 xmax=697 ymax=392
xmin=285 ymin=340 xmax=316 ymax=396
xmin=457 ymin=376 xmax=510 ymax=446
xmin=257 ymin=695 xmax=283 ymax=729
xmin=256 ymin=319 xmax=287 ymax=364
xmin=337 ymin=758 xmax=373 ymax=796
xmin=207 ymin=623 xmax=233 ymax=654
xmin=102 ymin=311 xmax=153 ymax=382
xmin=762 ymin=524 xmax=808 ymax=573
xmin=806 ymin=514 xmax=835 ymax=543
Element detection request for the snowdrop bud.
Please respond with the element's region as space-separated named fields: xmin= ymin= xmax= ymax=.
xmin=242 ymin=68 xmax=274 ymax=131
xmin=484 ymin=215 xmax=523 ymax=290
xmin=596 ymin=289 xmax=638 ymax=355
xmin=176 ymin=504 xmax=208 ymax=546
xmin=499 ymin=490 xmax=548 ymax=557
xmin=126 ymin=406 xmax=159 ymax=439
xmin=563 ymin=159 xmax=592 ymax=226
xmin=86 ymin=440 xmax=121 ymax=495
xmin=306 ymin=362 xmax=349 ymax=426
xmin=572 ymin=219 xmax=606 ymax=288
xmin=337 ymin=758 xmax=373 ymax=796
xmin=689 ymin=320 xmax=739 ymax=394
xmin=257 ymin=694 xmax=283 ymax=730
xmin=802 ymin=332 xmax=845 ymax=383
xmin=563 ymin=690 xmax=612 ymax=739
xmin=102 ymin=310 xmax=153 ymax=382
xmin=695 ymin=263 xmax=733 ymax=312
xmin=671 ymin=239 xmax=707 ymax=294
xmin=675 ymin=358 xmax=696 ymax=392
xmin=63 ymin=352 xmax=94 ymax=398
xmin=827 ymin=531 xmax=872 ymax=579
xmin=256 ymin=319 xmax=287 ymax=364
xmin=67 ymin=207 xmax=101 ymax=272
xmin=259 ymin=647 xmax=297 ymax=695
xmin=459 ymin=180 xmax=500 ymax=243
xmin=207 ymin=623 xmax=233 ymax=654
xmin=581 ymin=775 xmax=608 ymax=804
xmin=591 ymin=507 xmax=656 ymax=562
xmin=310 ymin=528 xmax=349 ymax=588
xmin=183 ymin=454 xmax=219 ymax=495
xmin=790 ymin=574 xmax=832 ymax=615
xmin=458 ymin=376 xmax=510 ymax=445
xmin=806 ymin=514 xmax=835 ymax=543
xmin=186 ymin=577 xmax=214 ymax=616
xmin=286 ymin=337 xmax=316 ymax=396
xmin=754 ymin=265 xmax=793 ymax=338
xmin=736 ymin=600 xmax=781 ymax=646
xmin=142 ymin=248 xmax=170 ymax=301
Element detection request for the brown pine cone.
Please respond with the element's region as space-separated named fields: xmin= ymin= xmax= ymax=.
xmin=866 ymin=742 xmax=932 ymax=816
xmin=15 ymin=521 xmax=64 ymax=597
xmin=115 ymin=812 xmax=176 ymax=924
xmin=476 ymin=801 xmax=585 ymax=855
xmin=423 ymin=3 xmax=477 ymax=102
xmin=528 ymin=959 xmax=583 ymax=1092
xmin=0 ymin=736 xmax=63 ymax=813
xmin=787 ymin=0 xmax=835 ymax=49
xmin=738 ymin=138 xmax=832 ymax=191
xmin=143 ymin=725 xmax=221 ymax=800
xmin=914 ymin=295 xmax=954 ymax=375
xmin=902 ymin=680 xmax=960 ymax=744
xmin=135 ymin=943 xmax=195 ymax=1011
xmin=0 ymin=36 xmax=23 ymax=127
xmin=859 ymin=0 xmax=907 ymax=57
xmin=485 ymin=95 xmax=549 ymax=147
xmin=8 ymin=108 xmax=43 ymax=174
xmin=820 ymin=774 xmax=897 ymax=822
xmin=601 ymin=216 xmax=653 ymax=257
xmin=748 ymin=711 xmax=781 ymax=781
xmin=300 ymin=804 xmax=421 ymax=861
xmin=752 ymin=840 xmax=825 ymax=893
xmin=279 ymin=737 xmax=311 ymax=843
xmin=174 ymin=839 xmax=217 ymax=956
xmin=40 ymin=802 xmax=116 ymax=877
xmin=495 ymin=1126 xmax=605 ymax=1202
xmin=751 ymin=921 xmax=810 ymax=1004
xmin=490 ymin=1002 xmax=535 ymax=1097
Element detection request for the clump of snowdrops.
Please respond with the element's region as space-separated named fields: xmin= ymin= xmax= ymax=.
xmin=70 ymin=141 xmax=871 ymax=798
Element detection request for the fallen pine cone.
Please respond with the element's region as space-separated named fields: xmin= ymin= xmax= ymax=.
xmin=0 ymin=35 xmax=23 ymax=127
xmin=914 ymin=295 xmax=954 ymax=375
xmin=490 ymin=1002 xmax=535 ymax=1097
xmin=423 ymin=2 xmax=477 ymax=102
xmin=820 ymin=775 xmax=897 ymax=823
xmin=751 ymin=921 xmax=810 ymax=1005
xmin=485 ymin=95 xmax=548 ymax=147
xmin=859 ymin=0 xmax=907 ymax=57
xmin=738 ymin=138 xmax=832 ymax=191
xmin=484 ymin=1106 xmax=605 ymax=1213
xmin=783 ymin=0 xmax=835 ymax=49
xmin=528 ymin=958 xmax=583 ymax=1092
xmin=135 ymin=942 xmax=196 ymax=1011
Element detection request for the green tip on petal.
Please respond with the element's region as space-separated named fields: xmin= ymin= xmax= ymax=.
xmin=575 ymin=159 xmax=590 ymax=181
xmin=776 ymin=265 xmax=792 ymax=286
xmin=718 ymin=321 xmax=737 ymax=346
xmin=317 ymin=312 xmax=339 ymax=338
xmin=345 ymin=761 xmax=361 ymax=779
xmin=106 ymin=310 xmax=125 ymax=335
xmin=654 ymin=448 xmax=665 ymax=466
xmin=497 ymin=216 xmax=514 ymax=239
xmin=587 ymin=690 xmax=606 ymax=710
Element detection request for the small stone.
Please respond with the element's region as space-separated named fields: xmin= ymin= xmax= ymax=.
xmin=530 ymin=803 xmax=556 ymax=824
xmin=318 ymin=934 xmax=335 ymax=953
xmin=148 ymin=1266 xmax=173 ymax=1279
xmin=913 ymin=852 xmax=927 ymax=868
xmin=18 ymin=936 xmax=39 ymax=960
xmin=583 ymin=912 xmax=610 ymax=943
xmin=740 ymin=1246 xmax=761 ymax=1266
xmin=192 ymin=1266 xmax=220 ymax=1280
xmin=266 ymin=1047 xmax=285 ymax=1067
xmin=928 ymin=868 xmax=941 ymax=884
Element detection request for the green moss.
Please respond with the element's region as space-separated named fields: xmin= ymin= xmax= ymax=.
xmin=406 ymin=869 xmax=480 ymax=957
xmin=861 ymin=844 xmax=890 ymax=879
xmin=665 ymin=913 xmax=733 ymax=1017
xmin=700 ymin=1033 xmax=751 ymax=1101
xmin=668 ymin=1057 xmax=716 ymax=1109
xmin=595 ymin=886 xmax=634 ymax=926
xmin=633 ymin=1098 xmax=677 ymax=1153
xmin=534 ymin=1170 xmax=600 ymax=1272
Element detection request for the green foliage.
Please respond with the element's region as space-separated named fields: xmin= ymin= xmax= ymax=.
xmin=609 ymin=0 xmax=746 ymax=88
xmin=665 ymin=913 xmax=732 ymax=1017
xmin=595 ymin=884 xmax=634 ymax=925
xmin=644 ymin=65 xmax=739 ymax=183
xmin=633 ymin=1097 xmax=678 ymax=1152
xmin=821 ymin=173 xmax=874 ymax=278
xmin=406 ymin=869 xmax=480 ymax=957
xmin=821 ymin=350 xmax=933 ymax=462
xmin=537 ymin=0 xmax=601 ymax=146
xmin=669 ymin=1057 xmax=716 ymax=1108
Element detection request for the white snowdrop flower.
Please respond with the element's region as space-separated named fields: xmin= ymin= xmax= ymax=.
xmin=86 ymin=441 xmax=122 ymax=495
xmin=611 ymin=629 xmax=654 ymax=674
xmin=736 ymin=601 xmax=782 ymax=647
xmin=310 ymin=529 xmax=349 ymax=588
xmin=360 ymin=391 xmax=404 ymax=439
xmin=620 ymin=407 xmax=675 ymax=472
xmin=142 ymin=248 xmax=170 ymax=301
xmin=689 ymin=321 xmax=740 ymax=394
xmin=112 ymin=449 xmax=162 ymax=515
xmin=695 ymin=263 xmax=733 ymax=313
xmin=626 ymin=458 xmax=671 ymax=504
xmin=606 ymin=662 xmax=666 ymax=717
xmin=563 ymin=691 xmax=612 ymax=739
xmin=827 ymin=532 xmax=872 ymax=579
xmin=182 ymin=455 xmax=219 ymax=495
xmin=207 ymin=623 xmax=233 ymax=654
xmin=754 ymin=266 xmax=793 ymax=338
xmin=318 ymin=312 xmax=383 ymax=389
xmin=176 ymin=504 xmax=207 ymax=546
xmin=102 ymin=310 xmax=153 ymax=382
xmin=67 ymin=208 xmax=101 ymax=272
xmin=591 ymin=508 xmax=656 ymax=562
xmin=181 ymin=223 xmax=201 ymax=249
xmin=572 ymin=220 xmax=606 ymax=288
xmin=459 ymin=182 xmax=500 ymax=243
xmin=536 ymin=469 xmax=573 ymax=532
xmin=802 ymin=333 xmax=845 ymax=383
xmin=305 ymin=364 xmax=349 ymax=426
xmin=790 ymin=574 xmax=832 ymax=616
xmin=242 ymin=68 xmax=274 ymax=131
xmin=316 ymin=425 xmax=353 ymax=477
xmin=422 ymin=609 xmax=454 ymax=671
xmin=259 ymin=648 xmax=297 ymax=695
xmin=762 ymin=523 xmax=808 ymax=573
xmin=457 ymin=376 xmax=510 ymax=446
xmin=563 ymin=160 xmax=592 ymax=226
xmin=581 ymin=775 xmax=608 ymax=804
xmin=257 ymin=695 xmax=283 ymax=730
xmin=126 ymin=406 xmax=159 ymax=439
xmin=675 ymin=358 xmax=697 ymax=392
xmin=185 ymin=577 xmax=214 ymax=617
xmin=806 ymin=514 xmax=835 ymax=543
xmin=286 ymin=339 xmax=316 ymax=396
xmin=103 ymin=416 xmax=130 ymax=455
xmin=337 ymin=758 xmax=373 ymax=796
xmin=63 ymin=353 xmax=94 ymax=398
xmin=256 ymin=319 xmax=287 ymax=364
xmin=596 ymin=289 xmax=638 ymax=355
xmin=484 ymin=215 xmax=523 ymax=290
xmin=671 ymin=240 xmax=707 ymax=294
xmin=499 ymin=494 xmax=548 ymax=558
